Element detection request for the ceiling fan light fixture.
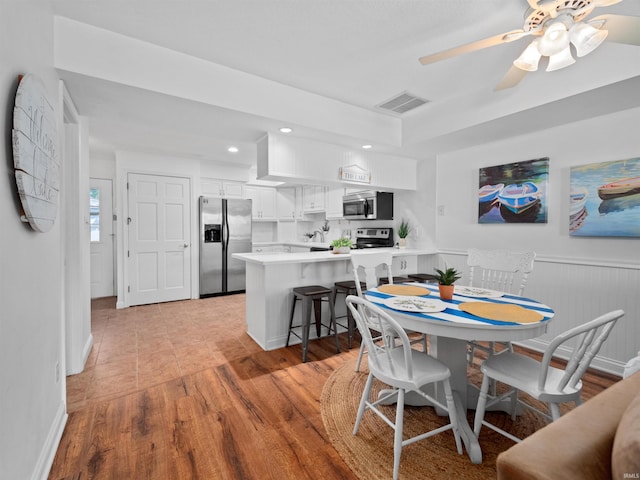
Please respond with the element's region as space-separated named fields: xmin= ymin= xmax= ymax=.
xmin=546 ymin=46 xmax=576 ymax=71
xmin=537 ymin=22 xmax=570 ymax=56
xmin=570 ymin=22 xmax=608 ymax=57
xmin=514 ymin=40 xmax=542 ymax=71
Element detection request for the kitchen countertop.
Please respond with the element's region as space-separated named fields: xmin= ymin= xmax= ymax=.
xmin=233 ymin=247 xmax=436 ymax=265
xmin=252 ymin=241 xmax=332 ymax=249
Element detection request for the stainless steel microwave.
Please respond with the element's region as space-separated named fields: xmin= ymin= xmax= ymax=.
xmin=342 ymin=191 xmax=393 ymax=220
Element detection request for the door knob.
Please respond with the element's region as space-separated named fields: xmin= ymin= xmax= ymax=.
xmin=183 ymin=243 xmax=189 ymax=248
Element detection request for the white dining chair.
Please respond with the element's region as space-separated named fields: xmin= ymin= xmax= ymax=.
xmin=346 ymin=295 xmax=463 ymax=480
xmin=473 ymin=309 xmax=624 ymax=443
xmin=466 ymin=248 xmax=536 ymax=365
xmin=350 ymin=250 xmax=427 ymax=371
xmin=351 ymin=250 xmax=394 ymax=297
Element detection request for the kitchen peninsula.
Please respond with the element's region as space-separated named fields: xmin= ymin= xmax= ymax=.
xmin=232 ymin=247 xmax=436 ymax=350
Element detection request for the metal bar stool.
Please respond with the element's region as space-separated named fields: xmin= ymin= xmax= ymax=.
xmin=286 ymin=285 xmax=340 ymax=362
xmin=379 ymin=276 xmax=412 ymax=284
xmin=407 ymin=273 xmax=439 ymax=283
xmin=333 ymin=280 xmax=366 ymax=349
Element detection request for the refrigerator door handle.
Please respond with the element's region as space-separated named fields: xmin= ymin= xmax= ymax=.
xmin=222 ymin=216 xmax=229 ymax=250
xmin=221 ymin=199 xmax=229 ymax=292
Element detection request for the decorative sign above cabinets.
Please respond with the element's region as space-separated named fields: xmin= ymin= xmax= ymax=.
xmin=339 ymin=164 xmax=371 ymax=184
xmin=12 ymin=74 xmax=59 ymax=233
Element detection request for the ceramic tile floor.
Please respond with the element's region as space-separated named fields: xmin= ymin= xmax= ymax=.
xmin=66 ymin=294 xmax=263 ymax=412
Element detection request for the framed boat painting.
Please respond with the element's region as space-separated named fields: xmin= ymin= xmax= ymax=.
xmin=478 ymin=158 xmax=549 ymax=224
xmin=569 ymin=157 xmax=640 ymax=237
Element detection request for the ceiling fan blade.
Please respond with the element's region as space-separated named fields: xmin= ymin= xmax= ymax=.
xmin=527 ymin=0 xmax=558 ymax=12
xmin=494 ymin=66 xmax=529 ymax=91
xmin=418 ymin=30 xmax=527 ymax=66
xmin=591 ymin=14 xmax=640 ymax=46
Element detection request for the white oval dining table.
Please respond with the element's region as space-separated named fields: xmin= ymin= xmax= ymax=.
xmin=365 ymin=283 xmax=555 ymax=464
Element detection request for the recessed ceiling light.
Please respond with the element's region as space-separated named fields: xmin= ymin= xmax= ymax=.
xmin=279 ymin=127 xmax=293 ymax=133
xmin=362 ymin=144 xmax=372 ymax=149
xmin=227 ymin=146 xmax=239 ymax=153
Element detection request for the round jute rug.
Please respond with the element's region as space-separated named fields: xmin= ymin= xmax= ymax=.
xmin=321 ymin=357 xmax=552 ymax=480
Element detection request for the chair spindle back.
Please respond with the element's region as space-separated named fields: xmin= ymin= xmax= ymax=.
xmin=467 ymin=248 xmax=536 ymax=296
xmin=346 ymin=295 xmax=413 ymax=380
xmin=539 ymin=309 xmax=624 ymax=392
xmin=350 ymin=251 xmax=394 ymax=297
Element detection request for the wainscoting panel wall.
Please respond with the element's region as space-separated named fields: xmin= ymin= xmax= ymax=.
xmin=419 ymin=252 xmax=640 ymax=376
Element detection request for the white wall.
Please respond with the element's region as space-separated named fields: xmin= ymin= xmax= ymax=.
xmin=114 ymin=151 xmax=201 ymax=307
xmin=55 ymin=16 xmax=400 ymax=146
xmin=394 ymin=157 xmax=438 ymax=250
xmin=434 ymin=107 xmax=640 ymax=373
xmin=94 ymin=152 xmax=270 ymax=305
xmin=200 ymin=161 xmax=251 ymax=183
xmin=89 ymin=151 xmax=116 ymax=179
xmin=61 ymin=105 xmax=92 ymax=376
xmin=0 ymin=3 xmax=67 ymax=479
xmin=436 ymin=107 xmax=640 ymax=261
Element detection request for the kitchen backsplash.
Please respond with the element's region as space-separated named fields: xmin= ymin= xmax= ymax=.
xmin=251 ymin=218 xmax=396 ymax=244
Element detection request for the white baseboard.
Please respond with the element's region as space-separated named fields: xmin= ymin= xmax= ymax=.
xmin=66 ymin=333 xmax=94 ymax=375
xmin=82 ymin=333 xmax=94 ymax=368
xmin=31 ymin=402 xmax=67 ymax=480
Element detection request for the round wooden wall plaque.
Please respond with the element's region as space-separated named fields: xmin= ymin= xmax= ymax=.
xmin=12 ymin=74 xmax=59 ymax=233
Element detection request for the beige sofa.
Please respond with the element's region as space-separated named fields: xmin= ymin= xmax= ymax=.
xmin=496 ymin=371 xmax=640 ymax=480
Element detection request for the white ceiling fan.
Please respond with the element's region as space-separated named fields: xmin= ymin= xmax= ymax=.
xmin=418 ymin=0 xmax=640 ymax=90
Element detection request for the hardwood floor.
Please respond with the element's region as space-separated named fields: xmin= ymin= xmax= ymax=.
xmin=49 ymin=295 xmax=619 ymax=480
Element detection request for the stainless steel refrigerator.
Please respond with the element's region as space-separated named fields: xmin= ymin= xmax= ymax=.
xmin=199 ymin=196 xmax=252 ymax=297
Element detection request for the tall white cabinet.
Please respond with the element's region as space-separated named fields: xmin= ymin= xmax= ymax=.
xmin=201 ymin=178 xmax=245 ymax=198
xmin=325 ymin=186 xmax=346 ymax=219
xmin=302 ymin=185 xmax=326 ymax=213
xmin=245 ymin=186 xmax=277 ymax=220
xmin=276 ymin=187 xmax=301 ymax=220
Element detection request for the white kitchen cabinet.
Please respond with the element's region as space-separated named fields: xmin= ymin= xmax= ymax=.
xmin=222 ymin=181 xmax=244 ymax=198
xmin=253 ymin=245 xmax=274 ymax=253
xmin=201 ymin=178 xmax=244 ymax=198
xmin=325 ymin=186 xmax=345 ymax=219
xmin=276 ymin=187 xmax=302 ymax=220
xmin=245 ymin=186 xmax=277 ymax=221
xmin=295 ymin=186 xmax=303 ymax=218
xmin=393 ymin=255 xmax=417 ymax=277
xmin=302 ymin=185 xmax=326 ymax=213
xmin=253 ymin=245 xmax=286 ymax=253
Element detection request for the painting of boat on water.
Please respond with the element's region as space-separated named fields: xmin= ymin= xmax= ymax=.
xmin=478 ymin=158 xmax=549 ymax=224
xmin=570 ymin=157 xmax=640 ymax=237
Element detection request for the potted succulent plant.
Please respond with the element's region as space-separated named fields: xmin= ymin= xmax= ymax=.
xmin=397 ymin=219 xmax=411 ymax=248
xmin=433 ymin=266 xmax=461 ymax=300
xmin=331 ymin=236 xmax=353 ymax=254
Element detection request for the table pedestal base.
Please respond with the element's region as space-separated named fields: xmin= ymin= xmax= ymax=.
xmin=376 ymin=337 xmax=522 ymax=464
xmin=452 ymin=391 xmax=482 ymax=464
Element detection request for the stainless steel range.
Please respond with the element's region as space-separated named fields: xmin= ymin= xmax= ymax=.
xmin=354 ymin=227 xmax=394 ymax=249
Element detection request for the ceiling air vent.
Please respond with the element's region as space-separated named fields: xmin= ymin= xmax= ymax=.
xmin=376 ymin=92 xmax=429 ymax=114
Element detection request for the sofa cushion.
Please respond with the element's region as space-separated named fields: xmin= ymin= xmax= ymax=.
xmin=612 ymin=390 xmax=640 ymax=478
xmin=497 ymin=372 xmax=640 ymax=480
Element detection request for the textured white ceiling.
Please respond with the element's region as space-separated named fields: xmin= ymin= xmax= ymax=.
xmin=51 ymin=0 xmax=640 ymax=164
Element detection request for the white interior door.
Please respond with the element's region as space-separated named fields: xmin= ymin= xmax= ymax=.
xmin=128 ymin=173 xmax=191 ymax=306
xmin=89 ymin=178 xmax=115 ymax=298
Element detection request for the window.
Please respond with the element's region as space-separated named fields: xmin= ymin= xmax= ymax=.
xmin=90 ymin=188 xmax=100 ymax=242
